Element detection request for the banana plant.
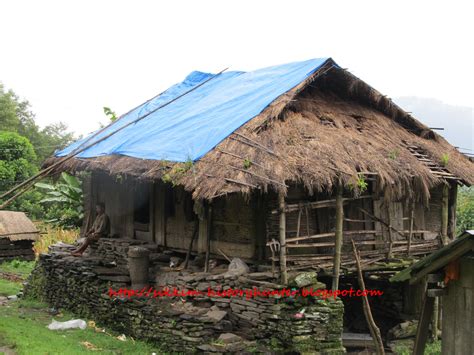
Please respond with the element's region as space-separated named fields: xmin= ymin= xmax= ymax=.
xmin=35 ymin=172 xmax=83 ymax=227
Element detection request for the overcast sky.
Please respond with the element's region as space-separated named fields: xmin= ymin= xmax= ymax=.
xmin=1 ymin=0 xmax=473 ymax=137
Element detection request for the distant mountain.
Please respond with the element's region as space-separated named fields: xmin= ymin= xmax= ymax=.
xmin=394 ymin=97 xmax=473 ymax=155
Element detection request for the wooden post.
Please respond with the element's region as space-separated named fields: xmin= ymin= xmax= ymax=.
xmin=431 ymin=297 xmax=439 ymax=341
xmin=351 ymin=240 xmax=385 ymax=355
xmin=278 ymin=192 xmax=288 ymax=285
xmin=447 ymin=183 xmax=458 ymax=240
xmin=204 ymin=203 xmax=212 ymax=272
xmin=413 ymin=283 xmax=435 ymax=355
xmin=386 ymin=205 xmax=394 ymax=259
xmin=332 ymin=185 xmax=344 ymax=291
xmin=407 ymin=199 xmax=415 ymax=255
xmin=441 ymin=184 xmax=449 ymax=245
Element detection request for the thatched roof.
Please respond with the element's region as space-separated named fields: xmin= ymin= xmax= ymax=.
xmin=0 ymin=211 xmax=39 ymax=241
xmin=44 ymin=59 xmax=474 ymax=201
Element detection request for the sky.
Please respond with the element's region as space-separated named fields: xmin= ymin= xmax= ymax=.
xmin=0 ymin=0 xmax=473 ymax=140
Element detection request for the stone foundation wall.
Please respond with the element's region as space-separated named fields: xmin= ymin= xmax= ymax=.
xmin=25 ymin=249 xmax=344 ymax=353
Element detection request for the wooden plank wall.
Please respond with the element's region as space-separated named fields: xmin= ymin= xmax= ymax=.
xmin=162 ymin=186 xmax=195 ymax=250
xmin=90 ymin=172 xmax=134 ymax=238
xmin=442 ymin=256 xmax=474 ymax=355
xmin=210 ymin=194 xmax=255 ymax=259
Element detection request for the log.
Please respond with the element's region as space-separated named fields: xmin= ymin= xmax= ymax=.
xmin=332 ymin=185 xmax=343 ymax=291
xmin=351 ymin=240 xmax=385 ymax=355
xmin=441 ymin=184 xmax=449 ymax=245
xmin=204 ymin=204 xmax=212 ymax=272
xmin=407 ymin=199 xmax=415 ymax=255
xmin=271 ymin=195 xmax=374 ymax=214
xmin=278 ymin=192 xmax=288 ymax=285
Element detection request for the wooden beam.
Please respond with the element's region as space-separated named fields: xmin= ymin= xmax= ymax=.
xmin=441 ymin=184 xmax=449 ymax=245
xmin=413 ymin=291 xmax=435 ymax=355
xmin=447 ymin=183 xmax=457 ymax=240
xmin=407 ymin=199 xmax=415 ymax=255
xmin=271 ymin=195 xmax=374 ymax=214
xmin=204 ymin=203 xmax=213 ymax=272
xmin=332 ymin=185 xmax=344 ymax=291
xmin=386 ymin=206 xmax=394 ymax=259
xmin=278 ymin=192 xmax=288 ymax=285
xmin=351 ymin=240 xmax=385 ymax=355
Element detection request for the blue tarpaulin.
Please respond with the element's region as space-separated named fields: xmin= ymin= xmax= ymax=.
xmin=56 ymin=58 xmax=332 ymax=162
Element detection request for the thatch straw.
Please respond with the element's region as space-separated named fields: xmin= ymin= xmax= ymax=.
xmin=0 ymin=211 xmax=39 ymax=241
xmin=43 ymin=63 xmax=474 ymax=202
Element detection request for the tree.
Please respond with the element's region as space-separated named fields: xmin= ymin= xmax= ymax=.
xmin=0 ymin=83 xmax=20 ymax=132
xmin=0 ymin=82 xmax=76 ymax=165
xmin=0 ymin=131 xmax=37 ymax=190
xmin=457 ymin=187 xmax=474 ymax=232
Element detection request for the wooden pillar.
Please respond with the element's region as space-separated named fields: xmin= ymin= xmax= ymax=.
xmin=441 ymin=184 xmax=449 ymax=245
xmin=254 ymin=193 xmax=267 ymax=261
xmin=204 ymin=203 xmax=212 ymax=272
xmin=431 ymin=297 xmax=439 ymax=341
xmin=154 ymin=184 xmax=166 ymax=246
xmin=196 ymin=200 xmax=208 ymax=253
xmin=386 ymin=204 xmax=394 ymax=258
xmin=332 ymin=185 xmax=344 ymax=291
xmin=407 ymin=199 xmax=415 ymax=255
xmin=447 ymin=183 xmax=458 ymax=240
xmin=278 ymin=192 xmax=288 ymax=285
xmin=413 ymin=291 xmax=435 ymax=355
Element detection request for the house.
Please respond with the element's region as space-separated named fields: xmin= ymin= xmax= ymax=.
xmin=0 ymin=211 xmax=39 ymax=262
xmin=45 ymin=57 xmax=473 ymax=272
xmin=391 ymin=230 xmax=474 ymax=355
xmin=31 ymin=57 xmax=474 ymax=351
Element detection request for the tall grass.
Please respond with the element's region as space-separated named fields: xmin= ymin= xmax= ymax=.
xmin=33 ymin=223 xmax=79 ymax=255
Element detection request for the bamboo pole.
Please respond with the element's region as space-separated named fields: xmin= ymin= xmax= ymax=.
xmin=407 ymin=199 xmax=415 ymax=255
xmin=204 ymin=204 xmax=212 ymax=273
xmin=295 ymin=207 xmax=302 ymax=245
xmin=351 ymin=240 xmax=385 ymax=355
xmin=183 ymin=220 xmax=199 ymax=269
xmin=386 ymin=207 xmax=394 ymax=258
xmin=332 ymin=184 xmax=343 ymax=291
xmin=272 ymin=195 xmax=373 ymax=214
xmin=441 ymin=184 xmax=449 ymax=246
xmin=278 ymin=192 xmax=288 ymax=285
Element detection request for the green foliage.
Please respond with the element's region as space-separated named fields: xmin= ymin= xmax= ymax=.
xmin=0 ymin=83 xmax=75 ymax=164
xmin=103 ymin=106 xmax=118 ymax=122
xmin=457 ymin=186 xmax=474 ymax=232
xmin=356 ymin=174 xmax=368 ymax=192
xmin=388 ymin=149 xmax=399 ymax=160
xmin=0 ymin=131 xmax=37 ymax=190
xmin=161 ymin=158 xmax=194 ymax=186
xmin=348 ymin=173 xmax=368 ymax=193
xmin=243 ymin=158 xmax=252 ymax=169
xmin=441 ymin=153 xmax=449 ymax=166
xmin=35 ymin=172 xmax=84 ymax=228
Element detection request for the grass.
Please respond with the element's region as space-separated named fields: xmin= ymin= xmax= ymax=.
xmin=0 ymin=259 xmax=35 ymax=296
xmin=0 ymin=259 xmax=35 ymax=278
xmin=0 ymin=259 xmax=163 ymax=354
xmin=393 ymin=339 xmax=441 ymax=355
xmin=33 ymin=224 xmax=79 ymax=255
xmin=0 ymin=278 xmax=22 ymax=296
xmin=0 ymin=298 xmax=163 ymax=354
